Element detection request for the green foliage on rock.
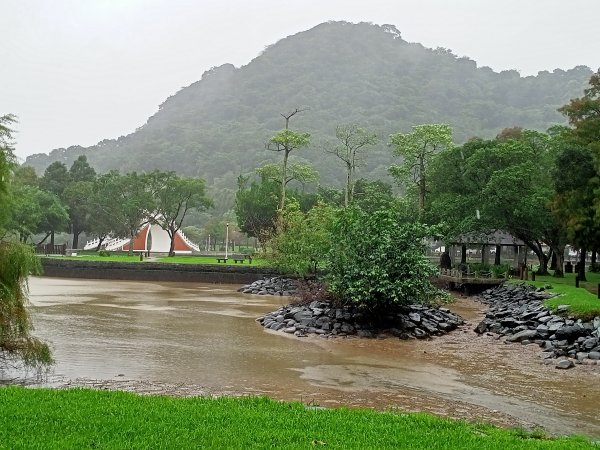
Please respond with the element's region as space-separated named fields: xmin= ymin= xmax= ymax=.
xmin=326 ymin=205 xmax=440 ymax=309
xmin=267 ymin=201 xmax=334 ymax=276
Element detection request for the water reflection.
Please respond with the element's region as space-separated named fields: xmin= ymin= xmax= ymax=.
xmin=26 ymin=277 xmax=600 ymax=437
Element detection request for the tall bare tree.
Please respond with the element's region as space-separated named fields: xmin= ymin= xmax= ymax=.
xmin=325 ymin=124 xmax=377 ymax=206
xmin=266 ymin=108 xmax=310 ymax=211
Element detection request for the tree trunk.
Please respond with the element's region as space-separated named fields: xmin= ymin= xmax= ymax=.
xmin=418 ymin=157 xmax=426 ymax=211
xmin=524 ymin=240 xmax=548 ymax=275
xmin=168 ymin=229 xmax=175 ymax=257
xmin=50 ymin=230 xmax=55 ymax=246
xmin=461 ymin=244 xmax=467 ymax=264
xmin=128 ymin=230 xmax=135 ymax=256
xmin=37 ymin=232 xmax=51 ymax=246
xmin=550 ymin=249 xmax=557 ymax=270
xmin=72 ymin=227 xmax=81 ymax=250
xmin=578 ymin=248 xmax=587 ymax=281
xmin=536 ymin=252 xmax=549 ymax=274
xmin=350 ymin=167 xmax=357 ymax=204
xmin=279 ymin=150 xmax=290 ymax=212
xmin=94 ymin=236 xmax=106 ymax=252
xmin=494 ymin=245 xmax=501 ymax=265
xmin=345 ymin=164 xmax=351 ymax=207
xmin=551 ymin=244 xmax=565 ymax=277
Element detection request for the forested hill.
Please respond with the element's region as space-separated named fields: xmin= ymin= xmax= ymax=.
xmin=25 ymin=21 xmax=592 ymax=194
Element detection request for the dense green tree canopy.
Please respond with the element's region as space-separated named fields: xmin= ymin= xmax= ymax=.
xmin=151 ymin=172 xmax=213 ymax=256
xmin=389 ymin=124 xmax=453 ymax=211
xmin=427 ymin=130 xmax=568 ymax=275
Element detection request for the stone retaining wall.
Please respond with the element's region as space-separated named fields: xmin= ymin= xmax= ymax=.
xmin=40 ymin=258 xmax=278 ymax=284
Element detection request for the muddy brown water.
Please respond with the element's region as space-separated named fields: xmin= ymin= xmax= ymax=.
xmin=24 ymin=277 xmax=600 ymax=437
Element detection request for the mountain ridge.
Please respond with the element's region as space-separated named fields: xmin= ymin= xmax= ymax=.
xmin=25 ymin=21 xmax=593 ymax=194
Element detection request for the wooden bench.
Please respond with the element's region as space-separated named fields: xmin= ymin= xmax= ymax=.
xmin=216 ymin=258 xmax=228 ymax=263
xmin=232 ymin=256 xmax=246 ymax=264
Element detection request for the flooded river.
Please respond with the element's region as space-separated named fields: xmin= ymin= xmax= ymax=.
xmin=26 ymin=277 xmax=600 ymax=437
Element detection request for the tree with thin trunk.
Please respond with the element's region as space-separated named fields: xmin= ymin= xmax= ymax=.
xmin=325 ymin=124 xmax=377 ymax=206
xmin=389 ymin=124 xmax=453 ymax=212
xmin=266 ymin=108 xmax=310 ymax=212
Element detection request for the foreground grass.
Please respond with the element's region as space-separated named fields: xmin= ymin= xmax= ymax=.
xmin=0 ymin=388 xmax=593 ymax=449
xmin=511 ymin=272 xmax=600 ymax=320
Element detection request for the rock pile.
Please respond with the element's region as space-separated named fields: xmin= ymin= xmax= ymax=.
xmin=257 ymin=300 xmax=464 ymax=338
xmin=238 ymin=277 xmax=299 ymax=296
xmin=475 ymin=284 xmax=600 ymax=367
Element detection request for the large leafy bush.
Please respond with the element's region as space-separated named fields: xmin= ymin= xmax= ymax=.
xmin=326 ymin=206 xmax=439 ymax=309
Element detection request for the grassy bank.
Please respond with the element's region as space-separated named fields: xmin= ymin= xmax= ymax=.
xmin=45 ymin=253 xmax=268 ymax=267
xmin=0 ymin=387 xmax=593 ymax=449
xmin=511 ymin=272 xmax=600 ymax=320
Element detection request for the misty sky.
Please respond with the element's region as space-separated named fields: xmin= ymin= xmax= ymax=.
xmin=3 ymin=0 xmax=600 ymax=161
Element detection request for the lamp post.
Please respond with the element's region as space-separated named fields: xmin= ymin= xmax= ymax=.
xmin=207 ymin=234 xmax=211 ymax=253
xmin=225 ymin=223 xmax=229 ymax=259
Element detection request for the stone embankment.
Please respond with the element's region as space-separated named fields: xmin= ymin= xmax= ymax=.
xmin=238 ymin=277 xmax=299 ymax=296
xmin=475 ymin=284 xmax=600 ymax=369
xmin=256 ymin=300 xmax=464 ymax=339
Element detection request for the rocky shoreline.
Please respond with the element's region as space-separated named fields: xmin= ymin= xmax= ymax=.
xmin=256 ymin=301 xmax=465 ymax=338
xmin=246 ymin=277 xmax=464 ymax=338
xmin=243 ymin=277 xmax=600 ymax=369
xmin=474 ymin=283 xmax=600 ymax=368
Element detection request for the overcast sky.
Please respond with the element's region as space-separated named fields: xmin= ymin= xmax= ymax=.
xmin=2 ymin=0 xmax=599 ymax=160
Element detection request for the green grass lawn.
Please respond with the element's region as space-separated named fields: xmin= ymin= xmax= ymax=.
xmin=0 ymin=387 xmax=594 ymax=449
xmin=47 ymin=253 xmax=145 ymax=262
xmin=44 ymin=253 xmax=269 ymax=267
xmin=512 ymin=272 xmax=600 ymax=320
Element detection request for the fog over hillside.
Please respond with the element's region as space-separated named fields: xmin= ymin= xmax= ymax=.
xmin=25 ymin=22 xmax=592 ymax=200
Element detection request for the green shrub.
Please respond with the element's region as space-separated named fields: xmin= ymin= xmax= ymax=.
xmin=98 ymin=250 xmax=111 ymax=257
xmin=326 ymin=205 xmax=440 ymax=309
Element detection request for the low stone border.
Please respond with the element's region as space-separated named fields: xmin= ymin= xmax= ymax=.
xmin=256 ymin=300 xmax=464 ymax=339
xmin=40 ymin=258 xmax=277 ymax=284
xmin=475 ymin=284 xmax=600 ymax=369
